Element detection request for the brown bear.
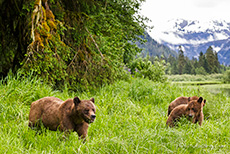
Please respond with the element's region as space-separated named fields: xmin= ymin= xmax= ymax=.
xmin=166 ymin=97 xmax=204 ymax=127
xmin=28 ymin=96 xmax=96 ymax=140
xmin=167 ymin=96 xmax=199 ymax=116
xmin=196 ymin=99 xmax=206 ymax=126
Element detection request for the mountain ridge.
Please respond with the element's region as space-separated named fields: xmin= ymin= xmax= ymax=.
xmin=137 ymin=32 xmax=177 ymax=58
xmin=152 ymin=19 xmax=230 ymax=65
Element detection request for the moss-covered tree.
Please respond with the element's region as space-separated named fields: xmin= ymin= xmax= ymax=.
xmin=0 ymin=0 xmax=150 ymax=90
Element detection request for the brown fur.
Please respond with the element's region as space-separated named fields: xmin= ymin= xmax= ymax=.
xmin=28 ymin=96 xmax=96 ymax=140
xmin=167 ymin=96 xmax=199 ymax=116
xmin=196 ymin=99 xmax=206 ymax=126
xmin=166 ymin=97 xmax=203 ymax=127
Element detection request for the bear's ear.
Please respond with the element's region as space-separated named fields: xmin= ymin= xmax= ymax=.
xmin=188 ymin=97 xmax=191 ymax=102
xmin=203 ymin=99 xmax=206 ymax=106
xmin=90 ymin=98 xmax=95 ymax=103
xmin=197 ymin=97 xmax=203 ymax=104
xmin=74 ymin=97 xmax=81 ymax=105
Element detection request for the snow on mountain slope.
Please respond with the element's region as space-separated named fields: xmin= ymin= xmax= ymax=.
xmin=152 ymin=19 xmax=230 ymax=65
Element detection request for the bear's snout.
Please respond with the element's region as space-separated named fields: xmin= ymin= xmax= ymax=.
xmin=188 ymin=114 xmax=193 ymax=117
xmin=91 ymin=115 xmax=96 ymax=120
xmin=90 ymin=115 xmax=96 ymax=123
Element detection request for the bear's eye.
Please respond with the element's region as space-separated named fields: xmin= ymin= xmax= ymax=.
xmin=92 ymin=109 xmax=95 ymax=113
xmin=84 ymin=109 xmax=89 ymax=114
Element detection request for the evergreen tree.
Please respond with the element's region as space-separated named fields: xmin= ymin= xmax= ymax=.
xmin=166 ymin=55 xmax=178 ymax=74
xmin=171 ymin=61 xmax=179 ymax=74
xmin=203 ymin=58 xmax=210 ymax=73
xmin=167 ymin=55 xmax=175 ymax=65
xmin=198 ymin=51 xmax=205 ymax=68
xmin=165 ymin=47 xmax=225 ymax=75
xmin=205 ymin=46 xmax=220 ymax=73
xmin=195 ymin=67 xmax=207 ymax=75
xmin=193 ymin=58 xmax=199 ymax=70
xmin=190 ymin=65 xmax=196 ymax=75
xmin=214 ymin=51 xmax=220 ymax=72
xmin=178 ymin=46 xmax=185 ymax=74
xmin=182 ymin=58 xmax=192 ymax=74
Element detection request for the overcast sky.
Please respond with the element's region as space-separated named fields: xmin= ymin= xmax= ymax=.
xmin=140 ymin=0 xmax=230 ymax=31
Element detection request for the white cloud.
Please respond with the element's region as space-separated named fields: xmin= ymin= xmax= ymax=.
xmin=193 ymin=0 xmax=228 ymax=8
xmin=211 ymin=46 xmax=221 ymax=52
xmin=140 ymin=0 xmax=230 ymax=30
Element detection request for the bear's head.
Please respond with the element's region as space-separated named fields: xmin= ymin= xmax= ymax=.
xmin=186 ymin=97 xmax=203 ymax=118
xmin=74 ymin=97 xmax=96 ymax=124
xmin=188 ymin=96 xmax=206 ymax=107
xmin=188 ymin=96 xmax=199 ymax=102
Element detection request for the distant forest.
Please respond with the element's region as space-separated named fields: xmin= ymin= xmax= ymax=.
xmin=164 ymin=46 xmax=226 ymax=75
xmin=136 ymin=31 xmax=229 ymax=75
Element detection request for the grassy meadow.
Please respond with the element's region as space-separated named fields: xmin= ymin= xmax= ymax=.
xmin=0 ymin=73 xmax=229 ymax=153
xmin=167 ymin=74 xmax=223 ymax=84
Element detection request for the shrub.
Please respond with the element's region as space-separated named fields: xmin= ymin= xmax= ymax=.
xmin=128 ymin=56 xmax=167 ymax=82
xmin=223 ymin=70 xmax=230 ymax=83
xmin=195 ymin=67 xmax=207 ymax=75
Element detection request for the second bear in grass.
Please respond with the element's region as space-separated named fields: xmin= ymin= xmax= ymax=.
xmin=28 ymin=96 xmax=96 ymax=140
xmin=166 ymin=97 xmax=204 ymax=127
xmin=167 ymin=96 xmax=200 ymax=116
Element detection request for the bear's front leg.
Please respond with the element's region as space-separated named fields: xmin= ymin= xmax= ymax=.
xmin=75 ymin=122 xmax=89 ymax=140
xmin=60 ymin=118 xmax=75 ymax=139
xmin=196 ymin=114 xmax=203 ymax=126
xmin=166 ymin=116 xmax=175 ymax=127
xmin=192 ymin=113 xmax=203 ymax=126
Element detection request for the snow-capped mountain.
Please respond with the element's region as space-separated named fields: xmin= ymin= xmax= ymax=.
xmin=152 ymin=19 xmax=230 ymax=65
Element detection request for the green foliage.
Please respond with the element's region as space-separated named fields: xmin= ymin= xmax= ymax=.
xmin=178 ymin=46 xmax=185 ymax=75
xmin=167 ymin=55 xmax=179 ymax=74
xmin=128 ymin=55 xmax=167 ymax=82
xmin=167 ymin=74 xmax=223 ymax=82
xmin=0 ymin=0 xmax=150 ymax=91
xmin=182 ymin=57 xmax=193 ymax=74
xmin=0 ymin=74 xmax=230 ymax=153
xmin=195 ymin=67 xmax=207 ymax=75
xmin=223 ymin=70 xmax=230 ymax=83
xmin=205 ymin=46 xmax=219 ymax=73
xmin=0 ymin=0 xmax=33 ymax=76
xmin=166 ymin=46 xmax=225 ymax=75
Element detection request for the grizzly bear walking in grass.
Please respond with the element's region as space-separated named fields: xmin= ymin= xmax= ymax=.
xmin=29 ymin=96 xmax=96 ymax=140
xmin=166 ymin=97 xmax=204 ymax=127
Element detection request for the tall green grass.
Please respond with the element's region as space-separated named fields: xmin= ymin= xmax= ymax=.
xmin=0 ymin=73 xmax=229 ymax=153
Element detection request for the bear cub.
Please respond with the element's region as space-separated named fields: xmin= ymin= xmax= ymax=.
xmin=29 ymin=96 xmax=96 ymax=140
xmin=166 ymin=97 xmax=204 ymax=127
xmin=167 ymin=96 xmax=199 ymax=116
